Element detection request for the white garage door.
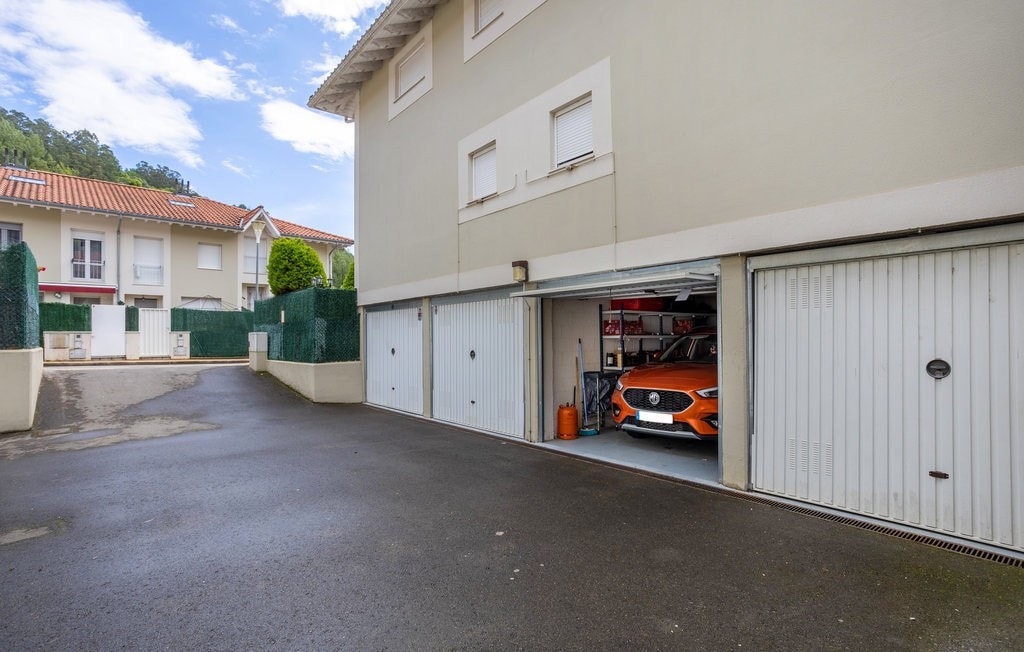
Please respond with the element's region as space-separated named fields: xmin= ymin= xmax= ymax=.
xmin=432 ymin=297 xmax=525 ymax=437
xmin=365 ymin=306 xmax=423 ymax=414
xmin=752 ymin=241 xmax=1024 ymax=552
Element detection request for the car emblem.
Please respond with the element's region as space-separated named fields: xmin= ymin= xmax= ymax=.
xmin=648 ymin=391 xmax=660 ymax=406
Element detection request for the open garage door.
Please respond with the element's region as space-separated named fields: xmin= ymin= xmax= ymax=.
xmin=752 ymin=237 xmax=1024 ymax=553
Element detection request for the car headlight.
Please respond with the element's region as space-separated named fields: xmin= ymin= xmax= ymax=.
xmin=696 ymin=387 xmax=718 ymax=398
xmin=615 ymin=379 xmax=623 ymax=391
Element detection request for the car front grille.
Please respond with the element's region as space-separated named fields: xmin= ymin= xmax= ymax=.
xmin=622 ymin=388 xmax=693 ymax=413
xmin=624 ymin=418 xmax=692 ymax=434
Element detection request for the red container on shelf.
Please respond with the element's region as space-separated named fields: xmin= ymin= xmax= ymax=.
xmin=610 ymin=298 xmax=665 ymax=311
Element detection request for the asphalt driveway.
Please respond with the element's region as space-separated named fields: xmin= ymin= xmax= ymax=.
xmin=1 ymin=364 xmax=1022 ymax=650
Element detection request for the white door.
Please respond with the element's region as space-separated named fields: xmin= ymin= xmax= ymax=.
xmin=91 ymin=305 xmax=126 ymax=357
xmin=432 ymin=297 xmax=525 ymax=437
xmin=139 ymin=308 xmax=171 ymax=357
xmin=752 ymin=242 xmax=1024 ymax=552
xmin=365 ymin=306 xmax=423 ymax=414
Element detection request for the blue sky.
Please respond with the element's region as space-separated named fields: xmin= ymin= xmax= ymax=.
xmin=0 ymin=0 xmax=388 ymax=240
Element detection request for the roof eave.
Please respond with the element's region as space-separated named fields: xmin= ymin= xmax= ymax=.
xmin=308 ymin=0 xmax=446 ymax=120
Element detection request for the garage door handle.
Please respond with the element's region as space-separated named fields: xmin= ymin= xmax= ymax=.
xmin=929 ymin=471 xmax=949 ymax=479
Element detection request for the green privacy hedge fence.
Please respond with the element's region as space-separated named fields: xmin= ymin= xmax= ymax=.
xmin=37 ymin=303 xmax=91 ymax=345
xmin=0 ymin=242 xmax=40 ymax=350
xmin=255 ymin=288 xmax=358 ymax=363
xmin=125 ymin=305 xmax=139 ymax=332
xmin=171 ymin=308 xmax=254 ymax=358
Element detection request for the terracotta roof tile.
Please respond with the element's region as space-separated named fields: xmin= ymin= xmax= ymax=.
xmin=0 ymin=166 xmax=352 ymax=245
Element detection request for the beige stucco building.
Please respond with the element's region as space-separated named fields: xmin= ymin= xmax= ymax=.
xmin=0 ymin=166 xmax=352 ymax=309
xmin=311 ymin=0 xmax=1024 ymax=555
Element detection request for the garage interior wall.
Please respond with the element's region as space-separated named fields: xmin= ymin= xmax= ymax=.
xmin=541 ymin=298 xmax=604 ymax=439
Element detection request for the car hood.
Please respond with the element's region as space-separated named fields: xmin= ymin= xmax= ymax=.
xmin=619 ymin=362 xmax=717 ymax=389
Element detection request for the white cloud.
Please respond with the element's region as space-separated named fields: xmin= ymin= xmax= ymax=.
xmin=222 ymin=159 xmax=250 ymax=177
xmin=246 ymin=79 xmax=289 ymax=100
xmin=0 ymin=0 xmax=243 ymax=167
xmin=259 ymin=99 xmax=354 ymax=161
xmin=212 ymin=14 xmax=246 ymax=35
xmin=306 ymin=46 xmax=343 ymax=86
xmin=278 ymin=0 xmax=387 ymax=37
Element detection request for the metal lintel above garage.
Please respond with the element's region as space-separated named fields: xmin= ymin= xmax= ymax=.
xmin=510 ymin=261 xmax=720 ymax=300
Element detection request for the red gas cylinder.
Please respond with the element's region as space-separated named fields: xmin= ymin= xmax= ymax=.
xmin=556 ymin=404 xmax=578 ymax=440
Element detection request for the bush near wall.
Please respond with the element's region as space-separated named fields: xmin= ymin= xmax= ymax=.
xmin=171 ymin=308 xmax=254 ymax=358
xmin=255 ymin=288 xmax=358 ymax=363
xmin=0 ymin=242 xmax=40 ymax=350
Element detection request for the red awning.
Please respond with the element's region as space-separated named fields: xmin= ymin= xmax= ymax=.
xmin=39 ymin=283 xmax=117 ymax=294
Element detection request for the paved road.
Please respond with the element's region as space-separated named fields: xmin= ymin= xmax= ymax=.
xmin=2 ymin=365 xmax=1022 ymax=650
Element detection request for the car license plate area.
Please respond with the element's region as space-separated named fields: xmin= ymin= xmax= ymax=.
xmin=637 ymin=410 xmax=673 ymax=424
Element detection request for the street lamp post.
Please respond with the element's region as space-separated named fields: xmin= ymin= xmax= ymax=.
xmin=252 ymin=221 xmax=265 ymax=308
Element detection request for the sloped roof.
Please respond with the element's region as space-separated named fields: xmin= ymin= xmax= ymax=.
xmin=0 ymin=165 xmax=353 ymax=246
xmin=308 ymin=0 xmax=446 ymax=120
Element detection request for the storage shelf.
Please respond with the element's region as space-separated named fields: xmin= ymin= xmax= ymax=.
xmin=600 ymin=306 xmax=709 ymax=374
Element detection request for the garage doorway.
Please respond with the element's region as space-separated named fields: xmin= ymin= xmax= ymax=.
xmin=524 ymin=262 xmax=723 ymax=484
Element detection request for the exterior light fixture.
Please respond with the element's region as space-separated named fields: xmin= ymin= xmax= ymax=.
xmin=512 ymin=260 xmax=528 ymax=283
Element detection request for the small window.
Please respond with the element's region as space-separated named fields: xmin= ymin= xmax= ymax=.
xmin=197 ymin=243 xmax=222 ymax=270
xmin=396 ymin=40 xmax=427 ymax=99
xmin=476 ymin=0 xmax=502 ymax=32
xmin=553 ymin=96 xmax=594 ymax=167
xmin=72 ymin=232 xmax=104 ymax=280
xmin=133 ymin=236 xmax=164 ymax=285
xmin=470 ymin=143 xmax=497 ymax=200
xmin=0 ymin=222 xmax=22 ymax=250
xmin=134 ymin=297 xmax=158 ymax=308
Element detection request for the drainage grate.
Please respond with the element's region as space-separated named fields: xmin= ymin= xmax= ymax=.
xmin=682 ymin=481 xmax=1024 ymax=568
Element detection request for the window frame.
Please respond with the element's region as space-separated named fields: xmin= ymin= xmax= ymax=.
xmin=132 ymin=236 xmax=164 ymax=286
xmin=0 ymin=222 xmax=22 ymax=250
xmin=71 ymin=231 xmax=104 ymax=281
xmin=470 ymin=142 xmax=498 ymax=201
xmin=396 ymin=39 xmax=427 ymax=100
xmin=475 ymin=0 xmax=503 ymax=33
xmin=552 ymin=95 xmax=594 ymax=169
xmin=196 ymin=242 xmax=223 ymax=271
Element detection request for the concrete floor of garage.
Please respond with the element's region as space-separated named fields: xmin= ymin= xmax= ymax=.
xmin=2 ymin=364 xmax=1022 ymax=650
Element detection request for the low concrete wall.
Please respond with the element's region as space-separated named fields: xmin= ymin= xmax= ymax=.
xmin=0 ymin=348 xmax=43 ymax=433
xmin=266 ymin=360 xmax=364 ymax=404
xmin=42 ymin=332 xmax=91 ymax=361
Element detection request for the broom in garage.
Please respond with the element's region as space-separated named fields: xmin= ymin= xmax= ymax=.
xmin=578 ymin=338 xmax=599 ymax=435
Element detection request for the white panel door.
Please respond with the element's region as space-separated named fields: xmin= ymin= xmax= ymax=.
xmin=91 ymin=305 xmax=126 ymax=357
xmin=432 ymin=297 xmax=525 ymax=437
xmin=365 ymin=307 xmax=423 ymax=414
xmin=139 ymin=308 xmax=170 ymax=357
xmin=753 ymin=243 xmax=1024 ymax=552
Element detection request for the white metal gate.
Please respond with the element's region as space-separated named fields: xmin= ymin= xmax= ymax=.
xmin=432 ymin=297 xmax=525 ymax=437
xmin=365 ymin=306 xmax=423 ymax=414
xmin=90 ymin=305 xmax=126 ymax=357
xmin=139 ymin=308 xmax=171 ymax=357
xmin=752 ymin=242 xmax=1024 ymax=552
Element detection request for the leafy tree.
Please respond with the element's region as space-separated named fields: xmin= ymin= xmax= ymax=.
xmin=266 ymin=238 xmax=327 ymax=295
xmin=130 ymin=161 xmax=186 ymax=193
xmin=331 ymin=248 xmax=354 ymax=288
xmin=341 ymin=261 xmax=355 ymax=290
xmin=1 ymin=106 xmax=190 ymax=190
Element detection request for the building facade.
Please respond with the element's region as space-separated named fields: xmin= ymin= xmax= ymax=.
xmin=0 ymin=165 xmax=352 ymax=309
xmin=310 ymin=0 xmax=1024 ymax=554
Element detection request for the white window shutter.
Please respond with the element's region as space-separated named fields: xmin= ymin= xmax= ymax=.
xmin=397 ymin=41 xmax=427 ymax=97
xmin=472 ymin=146 xmax=497 ymax=199
xmin=477 ymin=0 xmax=502 ymax=30
xmin=554 ymin=99 xmax=593 ymax=166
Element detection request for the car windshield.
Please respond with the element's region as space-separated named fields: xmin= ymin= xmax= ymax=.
xmin=659 ymin=333 xmax=717 ymax=364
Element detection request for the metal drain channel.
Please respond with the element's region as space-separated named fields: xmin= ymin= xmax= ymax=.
xmin=678 ymin=479 xmax=1024 ymax=568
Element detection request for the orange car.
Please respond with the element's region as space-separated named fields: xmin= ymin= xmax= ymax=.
xmin=610 ymin=328 xmax=718 ymax=440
